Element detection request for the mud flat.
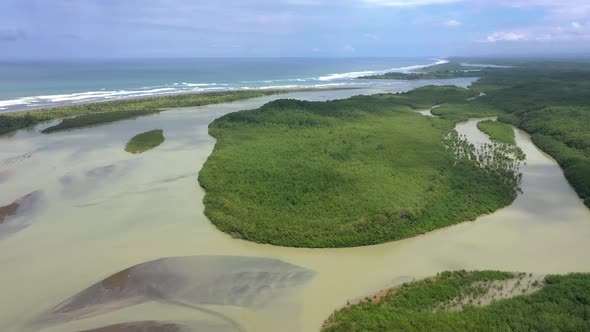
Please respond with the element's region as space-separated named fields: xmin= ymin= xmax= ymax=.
xmin=0 ymin=191 xmax=41 ymax=239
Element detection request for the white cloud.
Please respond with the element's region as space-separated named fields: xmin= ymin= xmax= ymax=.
xmin=444 ymin=19 xmax=462 ymax=27
xmin=343 ymin=44 xmax=356 ymax=52
xmin=483 ymin=31 xmax=527 ymax=42
xmin=483 ymin=1 xmax=590 ymax=21
xmin=481 ymin=22 xmax=590 ymax=43
xmin=363 ymin=33 xmax=380 ymax=40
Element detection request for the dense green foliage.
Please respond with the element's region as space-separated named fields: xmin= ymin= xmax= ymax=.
xmin=368 ymin=59 xmax=590 ymax=208
xmin=125 ymin=129 xmax=165 ymax=154
xmin=323 ymin=271 xmax=590 ymax=332
xmin=430 ymin=100 xmax=503 ymax=122
xmin=361 ymin=70 xmax=480 ymax=80
xmin=0 ymin=90 xmax=281 ymax=135
xmin=360 ymin=61 xmax=485 ymax=80
xmin=199 ymin=86 xmax=522 ymax=247
xmin=466 ymin=61 xmax=590 ymax=208
xmin=0 ymin=114 xmax=40 ymax=135
xmin=477 ymin=120 xmax=516 ymax=145
xmin=42 ymin=109 xmax=161 ymax=133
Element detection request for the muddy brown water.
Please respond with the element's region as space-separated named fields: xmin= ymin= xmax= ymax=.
xmin=1 ymin=80 xmax=589 ymax=332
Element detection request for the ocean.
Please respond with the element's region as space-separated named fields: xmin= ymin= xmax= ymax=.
xmin=0 ymin=57 xmax=445 ymax=112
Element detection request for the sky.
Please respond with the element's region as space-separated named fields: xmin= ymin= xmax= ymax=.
xmin=1 ymin=0 xmax=590 ymax=59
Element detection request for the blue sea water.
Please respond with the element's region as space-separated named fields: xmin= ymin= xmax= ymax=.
xmin=0 ymin=57 xmax=445 ymax=112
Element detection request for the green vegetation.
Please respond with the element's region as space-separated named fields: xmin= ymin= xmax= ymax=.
xmin=360 ymin=61 xmax=485 ymax=80
xmin=360 ymin=70 xmax=480 ymax=80
xmin=322 ymin=271 xmax=590 ymax=332
xmin=199 ymin=86 xmax=523 ymax=247
xmin=125 ymin=129 xmax=165 ymax=154
xmin=365 ymin=59 xmax=590 ymax=208
xmin=0 ymin=90 xmax=282 ymax=135
xmin=430 ymin=100 xmax=503 ymax=122
xmin=0 ymin=114 xmax=39 ymax=135
xmin=466 ymin=61 xmax=590 ymax=208
xmin=42 ymin=109 xmax=161 ymax=133
xmin=477 ymin=120 xmax=516 ymax=145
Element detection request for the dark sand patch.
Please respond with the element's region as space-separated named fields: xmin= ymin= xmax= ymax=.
xmin=4 ymin=153 xmax=32 ymax=166
xmin=39 ymin=256 xmax=315 ymax=329
xmin=76 ymin=320 xmax=243 ymax=332
xmin=87 ymin=165 xmax=117 ymax=178
xmin=101 ymin=269 xmax=131 ymax=290
xmin=60 ymin=163 xmax=128 ymax=198
xmin=0 ymin=191 xmax=42 ymax=239
xmin=0 ymin=202 xmax=19 ymax=224
xmin=0 ymin=192 xmax=39 ymax=224
xmin=78 ymin=321 xmax=188 ymax=332
xmin=0 ymin=169 xmax=10 ymax=183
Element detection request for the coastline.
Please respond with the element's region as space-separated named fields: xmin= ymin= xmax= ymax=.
xmin=0 ymin=58 xmax=448 ymax=114
xmin=0 ymin=86 xmax=360 ymax=115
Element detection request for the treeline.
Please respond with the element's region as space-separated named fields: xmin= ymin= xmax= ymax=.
xmin=361 ymin=70 xmax=481 ymax=80
xmin=0 ymin=114 xmax=45 ymax=135
xmin=323 ymin=271 xmax=590 ymax=332
xmin=0 ymin=90 xmax=280 ymax=135
xmin=42 ymin=109 xmax=161 ymax=133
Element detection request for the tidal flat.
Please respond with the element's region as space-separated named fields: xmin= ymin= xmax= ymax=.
xmin=0 ymin=79 xmax=589 ymax=332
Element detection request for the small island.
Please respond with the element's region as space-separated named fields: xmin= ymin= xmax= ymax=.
xmin=477 ymin=120 xmax=516 ymax=145
xmin=125 ymin=129 xmax=165 ymax=154
xmin=322 ymin=271 xmax=590 ymax=332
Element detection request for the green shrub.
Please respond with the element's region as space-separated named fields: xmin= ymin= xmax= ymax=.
xmin=199 ymin=86 xmax=522 ymax=247
xmin=125 ymin=129 xmax=165 ymax=154
xmin=323 ymin=271 xmax=590 ymax=332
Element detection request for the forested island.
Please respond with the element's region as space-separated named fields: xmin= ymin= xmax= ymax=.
xmin=477 ymin=120 xmax=516 ymax=145
xmin=199 ymin=86 xmax=523 ymax=247
xmin=322 ymin=271 xmax=590 ymax=332
xmin=125 ymin=129 xmax=165 ymax=154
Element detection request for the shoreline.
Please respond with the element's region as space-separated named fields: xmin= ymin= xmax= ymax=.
xmin=1 ymin=86 xmax=360 ymax=115
xmin=0 ymin=58 xmax=449 ymax=114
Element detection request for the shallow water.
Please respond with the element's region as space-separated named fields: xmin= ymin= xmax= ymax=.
xmin=1 ymin=80 xmax=589 ymax=332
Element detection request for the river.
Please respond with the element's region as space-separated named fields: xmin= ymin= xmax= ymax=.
xmin=1 ymin=80 xmax=589 ymax=332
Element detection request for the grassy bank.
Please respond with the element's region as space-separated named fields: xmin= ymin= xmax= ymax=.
xmin=322 ymin=270 xmax=590 ymax=332
xmin=42 ymin=109 xmax=161 ymax=133
xmin=199 ymin=86 xmax=522 ymax=247
xmin=430 ymin=100 xmax=503 ymax=122
xmin=0 ymin=90 xmax=282 ymax=135
xmin=477 ymin=120 xmax=516 ymax=145
xmin=125 ymin=129 xmax=165 ymax=154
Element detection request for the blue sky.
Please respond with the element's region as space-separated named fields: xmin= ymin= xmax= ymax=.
xmin=1 ymin=0 xmax=589 ymax=59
